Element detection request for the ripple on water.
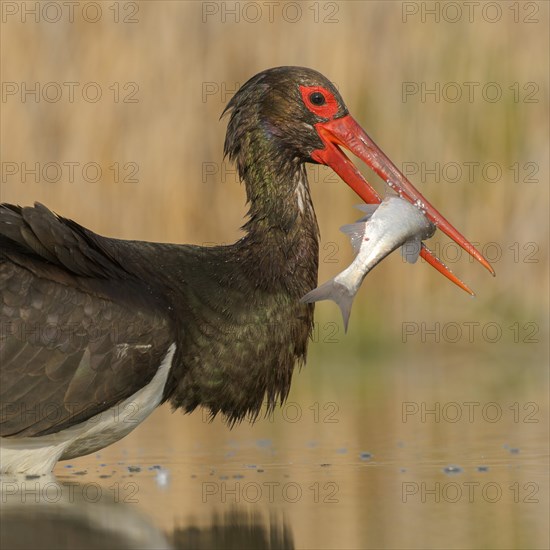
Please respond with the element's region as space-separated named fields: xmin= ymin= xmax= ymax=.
xmin=443 ymin=465 xmax=463 ymax=475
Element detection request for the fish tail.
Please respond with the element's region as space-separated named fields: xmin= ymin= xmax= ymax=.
xmin=301 ymin=280 xmax=355 ymax=332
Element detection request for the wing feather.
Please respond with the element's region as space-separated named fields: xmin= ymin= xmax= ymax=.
xmin=0 ymin=203 xmax=174 ymax=438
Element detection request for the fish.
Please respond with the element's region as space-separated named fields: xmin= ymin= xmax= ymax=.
xmin=301 ymin=195 xmax=436 ymax=331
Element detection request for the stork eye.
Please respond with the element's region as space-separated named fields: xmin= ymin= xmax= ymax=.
xmin=300 ymin=85 xmax=339 ymax=118
xmin=309 ymin=92 xmax=326 ymax=106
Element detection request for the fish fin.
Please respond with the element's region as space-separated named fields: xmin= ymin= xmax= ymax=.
xmin=301 ymin=280 xmax=354 ymax=332
xmin=401 ymin=237 xmax=422 ymax=264
xmin=354 ymin=204 xmax=378 ymax=222
xmin=355 ymin=204 xmax=378 ymax=217
xmin=383 ymin=188 xmax=400 ymax=199
xmin=339 ymin=222 xmax=366 ymax=254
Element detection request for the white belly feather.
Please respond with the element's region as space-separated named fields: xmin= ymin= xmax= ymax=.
xmin=0 ymin=344 xmax=175 ymax=475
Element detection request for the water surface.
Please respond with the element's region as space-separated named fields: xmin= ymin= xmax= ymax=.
xmin=2 ymin=344 xmax=547 ymax=550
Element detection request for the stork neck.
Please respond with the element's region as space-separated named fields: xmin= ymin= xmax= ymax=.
xmin=240 ymin=145 xmax=314 ymax=237
xmin=234 ymin=144 xmax=319 ymax=290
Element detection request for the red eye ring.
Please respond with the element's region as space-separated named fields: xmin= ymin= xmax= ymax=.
xmin=300 ymin=85 xmax=339 ymax=119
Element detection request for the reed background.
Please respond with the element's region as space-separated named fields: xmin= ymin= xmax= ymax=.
xmin=1 ymin=3 xmax=549 ymax=548
xmin=2 ymin=1 xmax=548 ymax=339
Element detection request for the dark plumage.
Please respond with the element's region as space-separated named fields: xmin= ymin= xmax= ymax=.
xmin=0 ymin=67 xmax=341 ymax=445
xmin=0 ymin=66 xmax=492 ymax=472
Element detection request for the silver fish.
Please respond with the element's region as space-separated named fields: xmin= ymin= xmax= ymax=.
xmin=301 ymin=195 xmax=436 ymax=331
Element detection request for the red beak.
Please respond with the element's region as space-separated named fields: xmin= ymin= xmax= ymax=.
xmin=311 ymin=115 xmax=495 ymax=295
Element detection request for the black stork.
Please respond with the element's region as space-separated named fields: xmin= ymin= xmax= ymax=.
xmin=0 ymin=67 xmax=494 ymax=474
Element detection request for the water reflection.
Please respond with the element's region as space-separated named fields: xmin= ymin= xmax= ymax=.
xmin=1 ymin=346 xmax=547 ymax=550
xmin=0 ymin=476 xmax=294 ymax=550
xmin=0 ymin=475 xmax=170 ymax=549
xmin=171 ymin=510 xmax=293 ymax=550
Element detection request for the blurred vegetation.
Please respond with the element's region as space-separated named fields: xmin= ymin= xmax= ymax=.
xmin=2 ymin=1 xmax=548 ymax=348
xmin=4 ymin=5 xmax=547 ymax=546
